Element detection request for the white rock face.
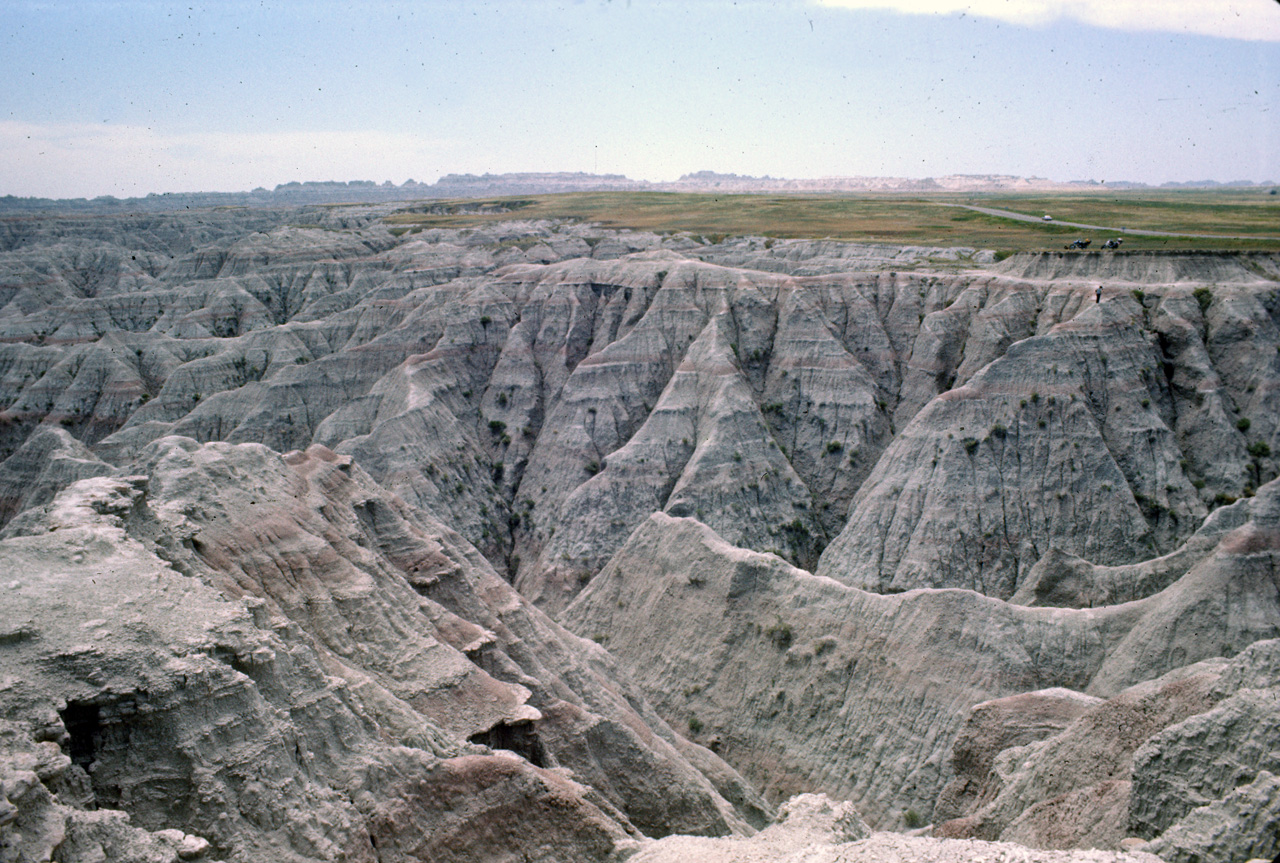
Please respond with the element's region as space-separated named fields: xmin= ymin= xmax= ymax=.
xmin=630 ymin=793 xmax=1165 ymax=863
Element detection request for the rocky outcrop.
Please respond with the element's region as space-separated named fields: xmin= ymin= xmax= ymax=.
xmin=0 ymin=442 xmax=765 ymax=861
xmin=926 ymin=636 xmax=1280 ymax=860
xmin=933 ymin=688 xmax=1104 ymax=826
xmin=1008 ymin=494 xmax=1250 ymax=608
xmin=935 ymin=659 xmax=1228 ymax=845
xmin=1 ymin=207 xmax=1278 ymax=859
xmin=817 ymin=296 xmax=1207 ymax=598
xmin=3 ymin=211 xmax=1276 ymax=609
xmin=0 ymin=425 xmax=111 ymax=524
xmin=1143 ymin=771 xmax=1280 ymax=863
xmin=1129 ymin=638 xmax=1280 ymax=863
xmin=560 ymin=486 xmax=1280 ymax=829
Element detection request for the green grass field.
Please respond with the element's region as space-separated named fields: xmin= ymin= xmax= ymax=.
xmin=385 ymin=189 xmax=1280 ymax=253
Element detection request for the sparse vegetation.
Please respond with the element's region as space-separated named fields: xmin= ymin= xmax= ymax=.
xmin=765 ymin=617 xmax=793 ymax=649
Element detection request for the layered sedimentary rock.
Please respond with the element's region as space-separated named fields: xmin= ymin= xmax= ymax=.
xmin=561 ymin=482 xmax=1280 ymax=830
xmin=0 ymin=442 xmax=765 ymax=861
xmin=1 ymin=204 xmax=1278 ymax=860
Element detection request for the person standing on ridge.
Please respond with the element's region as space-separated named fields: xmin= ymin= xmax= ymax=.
xmin=1095 ymin=285 xmax=1102 ymax=304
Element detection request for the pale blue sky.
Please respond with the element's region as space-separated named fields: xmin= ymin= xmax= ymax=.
xmin=2 ymin=0 xmax=1277 ymax=198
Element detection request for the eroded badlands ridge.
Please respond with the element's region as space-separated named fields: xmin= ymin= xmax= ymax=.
xmin=0 ymin=204 xmax=1277 ymax=862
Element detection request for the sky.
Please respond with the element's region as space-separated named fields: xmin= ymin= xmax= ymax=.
xmin=1 ymin=0 xmax=1277 ymax=199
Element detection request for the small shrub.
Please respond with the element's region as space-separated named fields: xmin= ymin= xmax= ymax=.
xmin=990 ymin=423 xmax=1007 ymax=440
xmin=488 ymin=419 xmax=506 ymax=434
xmin=1248 ymin=441 xmax=1271 ymax=458
xmin=585 ymin=460 xmax=601 ymax=476
xmin=963 ymin=437 xmax=979 ymax=454
xmin=687 ymin=715 xmax=704 ymax=734
xmin=1141 ymin=398 xmax=1151 ymax=409
xmin=825 ymin=440 xmax=843 ymax=454
xmin=1193 ymin=287 xmax=1213 ymax=313
xmin=903 ymin=809 xmax=924 ymax=829
xmin=1237 ymin=417 xmax=1252 ymax=432
xmin=765 ymin=618 xmax=793 ymax=649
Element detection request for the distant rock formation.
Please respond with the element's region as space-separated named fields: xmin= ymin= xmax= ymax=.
xmin=8 ymin=171 xmax=1259 ymax=214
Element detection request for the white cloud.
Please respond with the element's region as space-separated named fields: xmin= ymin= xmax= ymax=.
xmin=815 ymin=0 xmax=1280 ymax=42
xmin=0 ymin=122 xmax=455 ymax=199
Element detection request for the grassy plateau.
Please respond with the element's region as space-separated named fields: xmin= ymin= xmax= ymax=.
xmin=385 ymin=188 xmax=1280 ymax=254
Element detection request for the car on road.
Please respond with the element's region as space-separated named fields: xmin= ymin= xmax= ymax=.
xmin=1042 ymin=215 xmax=1053 ymax=221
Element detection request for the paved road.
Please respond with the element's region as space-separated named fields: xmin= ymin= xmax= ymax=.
xmin=949 ymin=204 xmax=1280 ymax=242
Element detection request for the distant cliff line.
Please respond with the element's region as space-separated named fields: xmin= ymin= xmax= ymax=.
xmin=2 ymin=171 xmax=1275 ymax=213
